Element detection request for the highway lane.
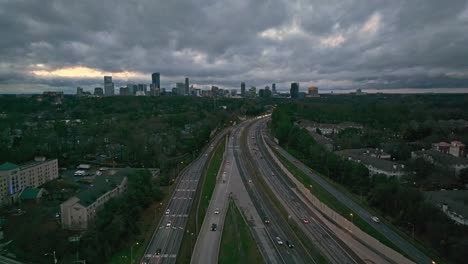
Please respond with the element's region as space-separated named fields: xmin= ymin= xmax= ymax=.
xmin=235 ymin=120 xmax=315 ymax=264
xmin=190 ymin=136 xmax=231 ymax=264
xmin=261 ymin=118 xmax=433 ymax=264
xmin=248 ymin=119 xmax=362 ymax=264
xmin=141 ymin=131 xmax=227 ymax=264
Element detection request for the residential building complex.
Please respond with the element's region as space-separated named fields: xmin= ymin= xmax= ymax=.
xmin=0 ymin=157 xmax=59 ymax=205
xmin=335 ymin=149 xmax=405 ymax=178
xmin=60 ymin=169 xmax=130 ymax=230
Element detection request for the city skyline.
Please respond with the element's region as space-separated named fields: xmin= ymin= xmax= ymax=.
xmin=1 ymin=1 xmax=468 ymax=94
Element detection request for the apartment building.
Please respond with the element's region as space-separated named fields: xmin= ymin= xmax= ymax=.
xmin=60 ymin=169 xmax=129 ymax=230
xmin=0 ymin=157 xmax=58 ymax=205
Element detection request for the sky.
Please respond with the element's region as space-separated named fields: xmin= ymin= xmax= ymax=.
xmin=1 ymin=0 xmax=468 ymax=94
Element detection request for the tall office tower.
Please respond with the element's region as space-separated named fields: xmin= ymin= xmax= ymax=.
xmin=176 ymin=82 xmax=185 ymax=95
xmin=76 ymin=87 xmax=83 ymax=96
xmin=104 ymin=76 xmax=114 ymax=96
xmin=241 ymin=82 xmax=246 ymax=97
xmin=152 ymin=72 xmax=160 ymax=88
xmin=272 ymin=83 xmax=276 ymax=94
xmin=290 ymin=82 xmax=299 ymax=99
xmin=211 ymin=86 xmax=219 ymax=97
xmin=137 ymin=84 xmax=147 ymax=93
xmin=94 ymin=87 xmax=103 ymax=96
xmin=119 ymin=87 xmax=129 ymax=96
xmin=249 ymin=86 xmax=257 ymax=97
xmin=185 ymin=77 xmax=190 ymax=95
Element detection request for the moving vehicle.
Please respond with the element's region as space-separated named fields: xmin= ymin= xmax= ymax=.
xmin=276 ymin=236 xmax=283 ymax=245
xmin=286 ymin=240 xmax=294 ymax=248
xmin=371 ymin=216 xmax=380 ymax=223
xmin=264 ymin=218 xmax=270 ymax=224
xmin=156 ymin=248 xmax=161 ymax=255
xmin=211 ymin=223 xmax=217 ymax=231
xmin=302 ymin=218 xmax=309 ymax=224
xmin=214 ymin=208 xmax=219 ymax=215
xmin=165 ymin=209 xmax=170 ymax=215
xmin=166 ymin=221 xmax=172 ymax=228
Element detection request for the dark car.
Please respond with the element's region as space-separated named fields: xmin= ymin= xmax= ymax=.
xmin=156 ymin=248 xmax=161 ymax=255
xmin=211 ymin=223 xmax=217 ymax=231
xmin=285 ymin=240 xmax=294 ymax=248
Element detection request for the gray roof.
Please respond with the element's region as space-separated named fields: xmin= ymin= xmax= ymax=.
xmin=413 ymin=150 xmax=468 ymax=166
xmin=426 ymin=190 xmax=468 ymax=219
xmin=76 ymin=168 xmax=132 ymax=207
xmin=335 ymin=149 xmax=403 ymax=172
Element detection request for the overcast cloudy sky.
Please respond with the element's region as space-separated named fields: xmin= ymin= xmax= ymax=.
xmin=1 ymin=0 xmax=468 ymax=94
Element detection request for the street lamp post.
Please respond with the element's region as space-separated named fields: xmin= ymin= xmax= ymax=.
xmin=44 ymin=251 xmax=57 ymax=264
xmin=130 ymin=242 xmax=139 ymax=264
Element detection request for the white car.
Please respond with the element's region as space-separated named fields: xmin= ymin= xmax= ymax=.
xmin=276 ymin=237 xmax=283 ymax=245
xmin=371 ymin=216 xmax=380 ymax=223
xmin=166 ymin=221 xmax=172 ymax=228
xmin=165 ymin=209 xmax=170 ymax=215
xmin=214 ymin=208 xmax=220 ymax=215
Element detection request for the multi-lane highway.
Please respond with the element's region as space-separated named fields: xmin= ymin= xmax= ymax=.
xmin=235 ymin=120 xmax=317 ymax=264
xmin=190 ymin=136 xmax=231 ymax=264
xmin=246 ymin=118 xmax=362 ymax=264
xmin=259 ymin=118 xmax=433 ymax=264
xmin=141 ymin=130 xmax=226 ymax=264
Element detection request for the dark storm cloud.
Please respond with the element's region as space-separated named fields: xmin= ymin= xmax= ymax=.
xmin=1 ymin=0 xmax=468 ymax=93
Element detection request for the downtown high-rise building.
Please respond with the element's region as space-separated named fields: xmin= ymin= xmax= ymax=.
xmin=241 ymin=82 xmax=246 ymax=97
xmin=176 ymin=83 xmax=185 ymax=96
xmin=104 ymin=76 xmax=114 ymax=96
xmin=290 ymin=82 xmax=299 ymax=99
xmin=94 ymin=87 xmax=103 ymax=96
xmin=152 ymin=72 xmax=160 ymax=88
xmin=272 ymin=83 xmax=276 ymax=94
xmin=185 ymin=77 xmax=190 ymax=95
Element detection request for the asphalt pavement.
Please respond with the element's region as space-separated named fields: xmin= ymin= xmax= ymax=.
xmin=261 ymin=117 xmax=433 ymax=264
xmin=141 ymin=131 xmax=226 ymax=264
xmin=248 ymin=119 xmax=361 ymax=264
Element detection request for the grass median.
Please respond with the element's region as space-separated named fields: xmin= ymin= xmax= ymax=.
xmin=176 ymin=136 xmax=226 ymax=264
xmin=219 ymin=199 xmax=264 ymax=264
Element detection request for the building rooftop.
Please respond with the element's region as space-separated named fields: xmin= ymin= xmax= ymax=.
xmin=76 ymin=168 xmax=133 ymax=207
xmin=19 ymin=188 xmax=43 ymax=200
xmin=0 ymin=162 xmax=19 ymax=171
xmin=414 ymin=150 xmax=468 ymax=166
xmin=335 ymin=149 xmax=403 ymax=172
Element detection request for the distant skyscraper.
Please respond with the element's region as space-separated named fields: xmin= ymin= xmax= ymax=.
xmin=104 ymin=76 xmax=114 ymax=96
xmin=231 ymin=89 xmax=237 ymax=96
xmin=152 ymin=72 xmax=160 ymax=88
xmin=94 ymin=87 xmax=103 ymax=96
xmin=307 ymin=86 xmax=319 ymax=98
xmin=137 ymin=84 xmax=147 ymax=93
xmin=272 ymin=83 xmax=276 ymax=94
xmin=241 ymin=82 xmax=246 ymax=97
xmin=290 ymin=82 xmax=299 ymax=99
xmin=176 ymin=82 xmax=185 ymax=95
xmin=185 ymin=77 xmax=190 ymax=95
xmin=211 ymin=86 xmax=219 ymax=97
xmin=120 ymin=87 xmax=129 ymax=96
xmin=76 ymin=87 xmax=83 ymax=96
xmin=249 ymin=86 xmax=256 ymax=97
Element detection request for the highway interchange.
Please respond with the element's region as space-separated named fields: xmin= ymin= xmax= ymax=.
xmin=141 ymin=116 xmax=432 ymax=264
